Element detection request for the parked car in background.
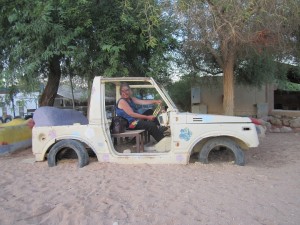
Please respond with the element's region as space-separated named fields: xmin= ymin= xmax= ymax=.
xmin=0 ymin=114 xmax=13 ymax=123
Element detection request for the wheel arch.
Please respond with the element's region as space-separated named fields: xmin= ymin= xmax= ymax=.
xmin=41 ymin=137 xmax=97 ymax=160
xmin=47 ymin=139 xmax=90 ymax=167
xmin=190 ymin=135 xmax=249 ymax=155
xmin=197 ymin=136 xmax=246 ymax=166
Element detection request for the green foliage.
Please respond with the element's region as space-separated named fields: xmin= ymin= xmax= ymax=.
xmin=1 ymin=0 xmax=92 ymax=84
xmin=1 ymin=0 xmax=178 ymax=105
xmin=236 ymin=52 xmax=287 ymax=86
xmin=176 ymin=0 xmax=300 ymax=115
xmin=278 ymin=80 xmax=300 ymax=91
xmin=167 ymin=76 xmax=192 ymax=111
xmin=121 ymin=0 xmax=161 ymax=48
xmin=177 ymin=0 xmax=300 ymax=76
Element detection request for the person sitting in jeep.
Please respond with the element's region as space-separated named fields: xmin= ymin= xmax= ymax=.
xmin=115 ymin=82 xmax=165 ymax=142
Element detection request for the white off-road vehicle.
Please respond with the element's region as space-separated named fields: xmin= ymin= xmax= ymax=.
xmin=32 ymin=76 xmax=259 ymax=167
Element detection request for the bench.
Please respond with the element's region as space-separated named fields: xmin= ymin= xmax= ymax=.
xmin=111 ymin=130 xmax=147 ymax=153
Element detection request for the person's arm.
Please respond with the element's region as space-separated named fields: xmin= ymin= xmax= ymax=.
xmin=131 ymin=97 xmax=162 ymax=105
xmin=118 ymin=99 xmax=156 ymax=121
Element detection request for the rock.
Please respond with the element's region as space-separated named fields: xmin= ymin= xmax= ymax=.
xmin=269 ymin=116 xmax=282 ymax=126
xmin=290 ymin=117 xmax=300 ymax=128
xmin=269 ymin=127 xmax=280 ymax=133
xmin=265 ymin=122 xmax=272 ymax=129
xmin=280 ymin=126 xmax=293 ymax=133
xmin=282 ymin=118 xmax=290 ymax=126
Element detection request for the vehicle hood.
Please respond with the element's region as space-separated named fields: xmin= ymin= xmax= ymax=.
xmin=173 ymin=112 xmax=252 ymax=124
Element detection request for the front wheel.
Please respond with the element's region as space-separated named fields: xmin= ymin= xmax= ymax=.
xmin=47 ymin=140 xmax=89 ymax=168
xmin=199 ymin=137 xmax=245 ymax=166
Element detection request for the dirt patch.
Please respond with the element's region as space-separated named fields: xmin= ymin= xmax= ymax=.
xmin=0 ymin=133 xmax=299 ymax=225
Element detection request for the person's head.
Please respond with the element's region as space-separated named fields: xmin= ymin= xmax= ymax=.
xmin=120 ymin=82 xmax=132 ymax=98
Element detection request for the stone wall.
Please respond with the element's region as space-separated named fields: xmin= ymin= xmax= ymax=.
xmin=263 ymin=115 xmax=300 ymax=133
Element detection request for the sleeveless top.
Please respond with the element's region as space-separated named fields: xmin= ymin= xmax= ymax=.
xmin=115 ymin=98 xmax=139 ymax=126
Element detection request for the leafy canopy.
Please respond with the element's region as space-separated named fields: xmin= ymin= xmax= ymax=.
xmin=0 ymin=0 xmax=178 ymax=106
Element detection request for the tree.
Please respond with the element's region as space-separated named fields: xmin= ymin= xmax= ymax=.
xmin=168 ymin=76 xmax=192 ymax=111
xmin=1 ymin=0 xmax=177 ymax=106
xmin=176 ymin=0 xmax=300 ymax=115
xmin=1 ymin=0 xmax=93 ymax=106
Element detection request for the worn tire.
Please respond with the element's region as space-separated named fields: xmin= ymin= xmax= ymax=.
xmin=199 ymin=137 xmax=245 ymax=166
xmin=47 ymin=140 xmax=89 ymax=168
xmin=4 ymin=117 xmax=12 ymax=123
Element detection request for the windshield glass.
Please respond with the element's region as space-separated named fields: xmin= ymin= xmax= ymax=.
xmin=159 ymin=86 xmax=178 ymax=111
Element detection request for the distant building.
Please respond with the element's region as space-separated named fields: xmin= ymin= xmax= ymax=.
xmin=53 ymin=84 xmax=89 ymax=114
xmin=191 ymin=77 xmax=300 ymax=118
xmin=0 ymin=91 xmax=39 ymax=119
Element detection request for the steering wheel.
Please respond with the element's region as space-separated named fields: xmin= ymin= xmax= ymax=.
xmin=153 ymin=104 xmax=169 ymax=126
xmin=152 ymin=103 xmax=162 ymax=117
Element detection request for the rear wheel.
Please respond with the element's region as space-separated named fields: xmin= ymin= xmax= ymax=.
xmin=199 ymin=137 xmax=245 ymax=166
xmin=47 ymin=140 xmax=89 ymax=168
xmin=4 ymin=117 xmax=12 ymax=123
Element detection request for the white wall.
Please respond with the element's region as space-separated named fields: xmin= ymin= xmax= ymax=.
xmin=0 ymin=92 xmax=39 ymax=117
xmin=191 ymin=77 xmax=270 ymax=117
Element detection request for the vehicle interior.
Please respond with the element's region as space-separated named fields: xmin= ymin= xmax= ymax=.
xmin=104 ymin=80 xmax=172 ymax=154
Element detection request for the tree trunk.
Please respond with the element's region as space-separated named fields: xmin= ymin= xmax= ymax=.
xmin=69 ymin=72 xmax=75 ymax=109
xmin=39 ymin=56 xmax=61 ymax=106
xmin=222 ymin=54 xmax=235 ymax=116
xmin=66 ymin=58 xmax=75 ymax=109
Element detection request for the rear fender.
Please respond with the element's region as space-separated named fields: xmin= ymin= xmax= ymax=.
xmin=35 ymin=137 xmax=97 ymax=161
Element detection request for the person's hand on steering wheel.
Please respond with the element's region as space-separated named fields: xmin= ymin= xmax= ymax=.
xmin=154 ymin=100 xmax=162 ymax=105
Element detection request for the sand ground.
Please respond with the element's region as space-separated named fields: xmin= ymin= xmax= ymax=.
xmin=0 ymin=133 xmax=299 ymax=225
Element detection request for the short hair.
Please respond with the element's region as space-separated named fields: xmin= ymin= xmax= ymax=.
xmin=120 ymin=82 xmax=130 ymax=95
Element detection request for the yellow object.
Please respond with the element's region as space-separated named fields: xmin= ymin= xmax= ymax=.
xmin=0 ymin=118 xmax=25 ymax=127
xmin=0 ymin=119 xmax=32 ymax=145
xmin=153 ymin=104 xmax=161 ymax=117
